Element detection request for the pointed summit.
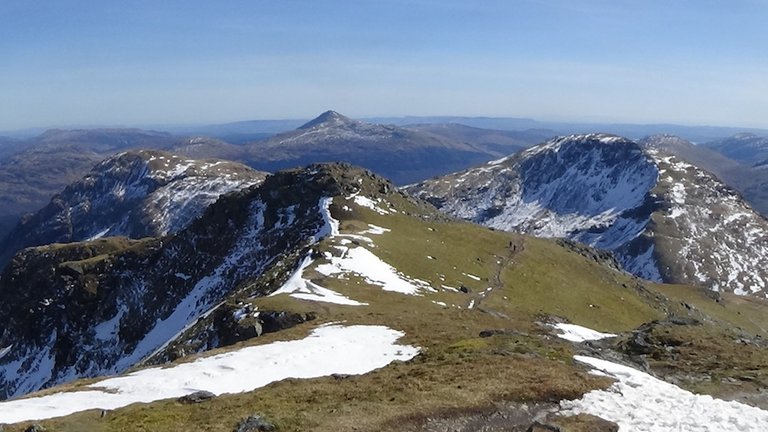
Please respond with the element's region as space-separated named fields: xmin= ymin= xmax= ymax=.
xmin=298 ymin=110 xmax=354 ymax=129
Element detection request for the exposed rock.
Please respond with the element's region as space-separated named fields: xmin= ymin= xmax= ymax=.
xmin=526 ymin=422 xmax=560 ymax=431
xmin=177 ymin=390 xmax=216 ymax=404
xmin=480 ymin=329 xmax=507 ymax=338
xmin=24 ymin=425 xmax=46 ymax=432
xmin=260 ymin=311 xmax=316 ymax=334
xmin=396 ymin=402 xmax=560 ymax=431
xmin=234 ymin=415 xmax=276 ymax=432
xmin=536 ymin=414 xmax=619 ymax=432
xmin=554 ymin=239 xmax=624 ymax=273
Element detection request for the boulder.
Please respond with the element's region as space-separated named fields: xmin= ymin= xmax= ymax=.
xmin=178 ymin=390 xmax=216 ymax=404
xmin=234 ymin=415 xmax=276 ymax=432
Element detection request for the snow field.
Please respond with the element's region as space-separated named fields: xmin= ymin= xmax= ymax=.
xmin=562 ymin=356 xmax=768 ymax=431
xmin=553 ymin=323 xmax=768 ymax=431
xmin=0 ymin=325 xmax=419 ymax=423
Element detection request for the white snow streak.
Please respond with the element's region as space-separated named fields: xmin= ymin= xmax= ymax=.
xmin=551 ymin=323 xmax=616 ymax=342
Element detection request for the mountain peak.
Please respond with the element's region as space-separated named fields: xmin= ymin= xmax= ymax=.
xmin=519 ymin=133 xmax=634 ymax=158
xmin=298 ymin=110 xmax=354 ymax=129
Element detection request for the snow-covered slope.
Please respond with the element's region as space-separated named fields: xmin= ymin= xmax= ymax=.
xmin=0 ymin=150 xmax=266 ymax=266
xmin=0 ymin=163 xmax=415 ymax=400
xmin=640 ymin=134 xmax=768 ymax=217
xmin=408 ymin=133 xmax=768 ymax=296
xmin=3 ymin=161 xmax=768 ymax=430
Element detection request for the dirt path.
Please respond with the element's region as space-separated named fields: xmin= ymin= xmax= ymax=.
xmin=474 ymin=236 xmax=524 ymax=314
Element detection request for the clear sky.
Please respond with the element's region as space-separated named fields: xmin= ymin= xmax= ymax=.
xmin=1 ymin=0 xmax=767 ymax=130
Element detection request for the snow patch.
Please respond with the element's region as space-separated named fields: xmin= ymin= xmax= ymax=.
xmin=349 ymin=194 xmax=392 ymax=215
xmin=0 ymin=325 xmax=419 ymax=423
xmin=551 ymin=323 xmax=616 ymax=342
xmin=85 ymin=227 xmax=111 ymax=241
xmin=561 ymin=355 xmax=768 ymax=431
xmin=0 ymin=345 xmax=11 ymax=361
xmin=361 ymin=223 xmax=390 ymax=235
xmin=313 ymin=197 xmax=339 ymax=241
xmin=315 ymin=246 xmax=433 ymax=295
xmin=463 ymin=273 xmax=481 ymax=281
xmin=270 ymin=255 xmax=367 ymax=306
xmin=174 ymin=272 xmax=192 ymax=281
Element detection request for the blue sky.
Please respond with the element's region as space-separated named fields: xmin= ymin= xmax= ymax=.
xmin=1 ymin=0 xmax=766 ymax=130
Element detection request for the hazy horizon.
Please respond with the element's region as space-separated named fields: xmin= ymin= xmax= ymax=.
xmin=2 ymin=1 xmax=767 ymax=130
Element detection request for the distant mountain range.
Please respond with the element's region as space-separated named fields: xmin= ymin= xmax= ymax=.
xmin=702 ymin=133 xmax=768 ymax=166
xmin=164 ymin=115 xmax=768 ymax=144
xmin=1 ymin=111 xmax=767 ymax=245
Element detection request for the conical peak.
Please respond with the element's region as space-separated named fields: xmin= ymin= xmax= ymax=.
xmin=298 ymin=110 xmax=354 ymax=129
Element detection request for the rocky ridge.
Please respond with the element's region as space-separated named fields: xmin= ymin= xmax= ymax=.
xmin=0 ymin=150 xmax=266 ymax=266
xmin=0 ymin=163 xmax=407 ymax=399
xmin=408 ymin=133 xmax=768 ymax=296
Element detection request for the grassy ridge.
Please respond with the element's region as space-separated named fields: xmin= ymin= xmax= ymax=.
xmin=7 ymin=194 xmax=768 ymax=431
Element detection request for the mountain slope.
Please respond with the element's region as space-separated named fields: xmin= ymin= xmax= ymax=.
xmin=0 ymin=163 xmax=415 ymax=399
xmin=408 ymin=134 xmax=768 ymax=297
xmin=241 ymin=111 xmax=497 ymax=184
xmin=640 ymin=134 xmax=768 ymax=216
xmin=0 ymin=150 xmax=266 ymax=267
xmin=1 ymin=163 xmax=768 ymax=431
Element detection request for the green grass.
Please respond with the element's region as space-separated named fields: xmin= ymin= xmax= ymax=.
xmin=8 ymin=193 xmax=768 ymax=431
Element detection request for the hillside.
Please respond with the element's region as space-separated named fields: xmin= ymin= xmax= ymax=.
xmin=409 ymin=134 xmax=768 ymax=297
xmin=0 ymin=150 xmax=266 ymax=267
xmin=0 ymin=163 xmax=767 ymax=431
